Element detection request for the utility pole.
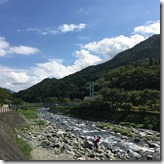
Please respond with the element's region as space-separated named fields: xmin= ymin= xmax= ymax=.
xmin=89 ymin=81 xmax=94 ymax=98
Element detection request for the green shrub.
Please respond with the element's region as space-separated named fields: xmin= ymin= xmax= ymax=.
xmin=18 ymin=108 xmax=37 ymax=119
xmin=144 ymin=135 xmax=158 ymax=141
xmin=151 ymin=103 xmax=160 ymax=112
xmin=120 ymin=122 xmax=144 ymax=128
xmin=112 ymin=127 xmax=138 ymax=137
xmin=34 ymin=119 xmax=46 ymax=126
xmin=95 ymin=122 xmax=111 ymax=129
xmin=16 ymin=137 xmax=32 ymax=160
xmin=121 ymin=103 xmax=132 ymax=111
xmin=138 ymin=105 xmax=148 ymax=112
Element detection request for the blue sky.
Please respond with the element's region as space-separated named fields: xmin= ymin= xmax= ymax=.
xmin=0 ymin=0 xmax=160 ymax=92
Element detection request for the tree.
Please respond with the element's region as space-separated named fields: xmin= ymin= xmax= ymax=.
xmin=149 ymin=57 xmax=154 ymax=66
xmin=12 ymin=98 xmax=24 ymax=106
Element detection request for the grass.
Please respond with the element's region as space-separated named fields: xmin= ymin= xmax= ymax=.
xmin=15 ymin=107 xmax=47 ymax=160
xmin=17 ymin=108 xmax=37 ymax=119
xmin=112 ymin=127 xmax=139 ymax=137
xmin=16 ymin=137 xmax=32 ymax=160
xmin=95 ymin=122 xmax=139 ymax=137
xmin=143 ymin=135 xmax=159 ymax=141
xmin=95 ymin=122 xmax=111 ymax=129
xmin=119 ymin=122 xmax=144 ymax=128
xmin=33 ymin=119 xmax=46 ymax=126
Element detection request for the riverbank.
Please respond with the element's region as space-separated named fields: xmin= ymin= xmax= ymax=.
xmin=49 ymin=106 xmax=160 ymax=131
xmin=17 ymin=108 xmax=160 ymax=160
xmin=0 ymin=111 xmax=26 ymax=160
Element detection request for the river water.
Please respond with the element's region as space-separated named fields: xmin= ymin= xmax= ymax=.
xmin=38 ymin=108 xmax=160 ymax=160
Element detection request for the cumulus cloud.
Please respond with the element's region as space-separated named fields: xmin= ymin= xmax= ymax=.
xmin=0 ymin=37 xmax=9 ymax=56
xmin=133 ymin=20 xmax=160 ymax=35
xmin=0 ymin=65 xmax=31 ymax=91
xmin=83 ymin=34 xmax=145 ymax=60
xmin=9 ymin=72 xmax=30 ymax=84
xmin=0 ymin=64 xmax=46 ymax=92
xmin=73 ymin=49 xmax=101 ymax=69
xmin=82 ymin=20 xmax=159 ymax=60
xmin=0 ymin=49 xmax=101 ymax=91
xmin=58 ymin=23 xmax=87 ymax=33
xmin=0 ymin=37 xmax=39 ymax=56
xmin=32 ymin=50 xmax=101 ymax=79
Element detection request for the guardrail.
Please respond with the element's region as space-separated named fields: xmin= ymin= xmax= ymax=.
xmin=0 ymin=106 xmax=16 ymax=113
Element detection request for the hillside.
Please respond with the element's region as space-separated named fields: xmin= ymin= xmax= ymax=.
xmin=0 ymin=87 xmax=11 ymax=105
xmin=14 ymin=34 xmax=160 ymax=102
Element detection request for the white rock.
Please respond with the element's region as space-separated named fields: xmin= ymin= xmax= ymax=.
xmin=127 ymin=150 xmax=141 ymax=160
xmin=77 ymin=157 xmax=85 ymax=160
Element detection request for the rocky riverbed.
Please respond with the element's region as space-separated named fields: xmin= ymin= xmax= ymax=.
xmin=17 ymin=108 xmax=160 ymax=160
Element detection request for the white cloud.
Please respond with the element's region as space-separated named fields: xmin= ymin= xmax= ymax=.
xmin=9 ymin=71 xmax=30 ymax=84
xmin=9 ymin=45 xmax=39 ymax=55
xmin=133 ymin=20 xmax=160 ymax=35
xmin=83 ymin=34 xmax=145 ymax=60
xmin=58 ymin=23 xmax=87 ymax=33
xmin=73 ymin=49 xmax=101 ymax=69
xmin=27 ymin=27 xmax=57 ymax=35
xmin=19 ymin=23 xmax=87 ymax=36
xmin=0 ymin=49 xmax=102 ymax=92
xmin=32 ymin=50 xmax=101 ymax=79
xmin=0 ymin=37 xmax=39 ymax=56
xmin=82 ymin=20 xmax=159 ymax=60
xmin=0 ymin=65 xmax=33 ymax=91
xmin=0 ymin=37 xmax=9 ymax=56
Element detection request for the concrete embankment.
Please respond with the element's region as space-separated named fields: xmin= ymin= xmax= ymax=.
xmin=0 ymin=111 xmax=26 ymax=160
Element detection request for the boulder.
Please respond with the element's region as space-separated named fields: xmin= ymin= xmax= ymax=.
xmin=41 ymin=140 xmax=51 ymax=147
xmin=83 ymin=140 xmax=93 ymax=149
xmin=77 ymin=157 xmax=85 ymax=160
xmin=146 ymin=154 xmax=153 ymax=160
xmin=122 ymin=136 xmax=128 ymax=140
xmin=148 ymin=142 xmax=160 ymax=148
xmin=88 ymin=153 xmax=95 ymax=158
xmin=126 ymin=150 xmax=141 ymax=160
xmin=139 ymin=132 xmax=146 ymax=137
xmin=56 ymin=130 xmax=66 ymax=138
xmin=134 ymin=138 xmax=140 ymax=143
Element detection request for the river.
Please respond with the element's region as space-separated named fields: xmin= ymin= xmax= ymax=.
xmin=38 ymin=108 xmax=160 ymax=160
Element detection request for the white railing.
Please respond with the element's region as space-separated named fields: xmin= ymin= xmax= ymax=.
xmin=0 ymin=107 xmax=16 ymax=113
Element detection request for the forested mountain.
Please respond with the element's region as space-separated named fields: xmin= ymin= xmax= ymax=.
xmin=14 ymin=34 xmax=160 ymax=103
xmin=0 ymin=87 xmax=11 ymax=105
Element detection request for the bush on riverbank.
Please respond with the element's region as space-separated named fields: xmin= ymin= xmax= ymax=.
xmin=17 ymin=108 xmax=38 ymax=119
xmin=16 ymin=136 xmax=32 ymax=160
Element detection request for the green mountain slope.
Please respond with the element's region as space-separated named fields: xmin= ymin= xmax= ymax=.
xmin=0 ymin=87 xmax=11 ymax=105
xmin=14 ymin=34 xmax=160 ymax=102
